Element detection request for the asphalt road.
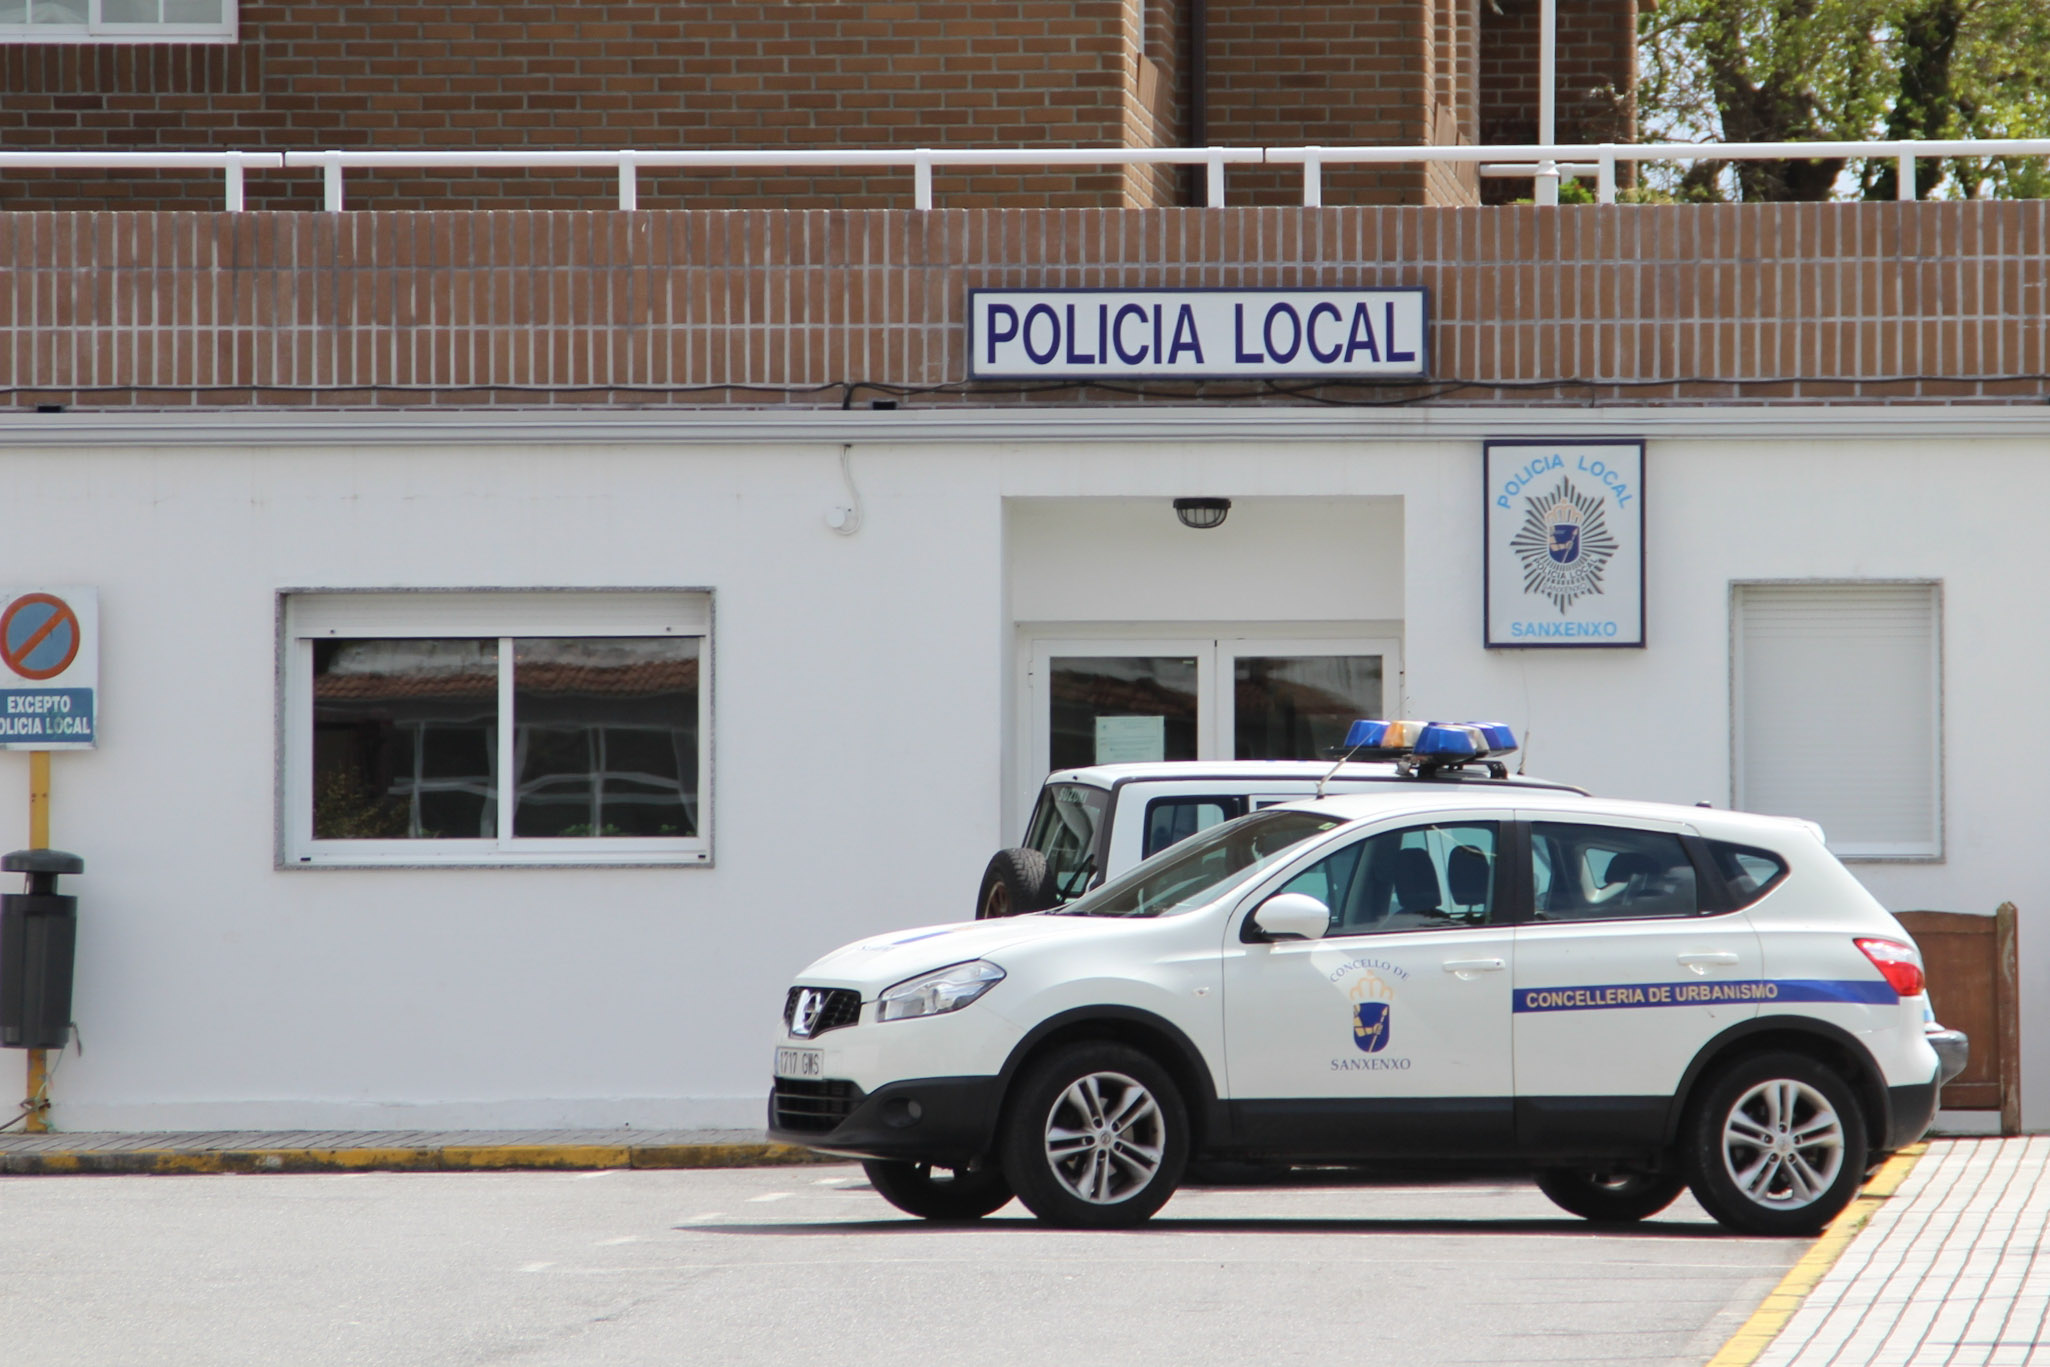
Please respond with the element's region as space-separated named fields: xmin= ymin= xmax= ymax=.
xmin=0 ymin=1164 xmax=1806 ymax=1367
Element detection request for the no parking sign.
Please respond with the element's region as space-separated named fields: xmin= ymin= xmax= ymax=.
xmin=0 ymin=588 xmax=96 ymax=750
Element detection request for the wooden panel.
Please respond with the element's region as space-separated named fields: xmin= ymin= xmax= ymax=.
xmin=1896 ymin=905 xmax=2020 ymax=1133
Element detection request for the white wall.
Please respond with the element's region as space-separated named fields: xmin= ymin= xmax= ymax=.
xmin=0 ymin=440 xmax=1008 ymax=1129
xmin=0 ymin=417 xmax=2042 ymax=1130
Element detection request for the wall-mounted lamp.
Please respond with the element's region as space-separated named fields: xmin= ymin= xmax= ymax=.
xmin=1173 ymin=497 xmax=1231 ymax=530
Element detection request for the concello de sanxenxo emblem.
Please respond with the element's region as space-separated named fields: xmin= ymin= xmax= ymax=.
xmin=1350 ymin=971 xmax=1395 ymax=1054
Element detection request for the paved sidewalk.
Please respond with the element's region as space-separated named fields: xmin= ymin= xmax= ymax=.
xmin=0 ymin=1126 xmax=823 ymax=1174
xmin=1750 ymin=1137 xmax=2050 ymax=1367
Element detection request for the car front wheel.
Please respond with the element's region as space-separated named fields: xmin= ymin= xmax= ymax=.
xmin=862 ymin=1159 xmax=1014 ymax=1221
xmin=1000 ymin=1042 xmax=1188 ymax=1228
xmin=1534 ymin=1168 xmax=1688 ymax=1223
xmin=1683 ymin=1052 xmax=1869 ymax=1236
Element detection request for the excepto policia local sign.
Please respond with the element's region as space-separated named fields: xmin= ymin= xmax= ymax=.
xmin=1484 ymin=442 xmax=1645 ymax=649
xmin=968 ymin=288 xmax=1428 ymax=380
xmin=0 ymin=587 xmax=97 ymax=749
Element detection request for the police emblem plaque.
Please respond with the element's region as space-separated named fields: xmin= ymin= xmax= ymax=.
xmin=1484 ymin=441 xmax=1645 ymax=648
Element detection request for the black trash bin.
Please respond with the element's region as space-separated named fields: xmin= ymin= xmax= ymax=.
xmin=0 ymin=849 xmax=83 ymax=1050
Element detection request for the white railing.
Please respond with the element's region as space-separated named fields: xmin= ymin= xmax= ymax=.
xmin=0 ymin=150 xmax=282 ymax=211
xmin=277 ymin=147 xmax=1266 ymax=212
xmin=6 ymin=139 xmax=2050 ymax=211
xmin=1271 ymin=139 xmax=2050 ymax=206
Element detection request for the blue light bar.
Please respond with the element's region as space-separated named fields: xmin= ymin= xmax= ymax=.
xmin=1338 ymin=718 xmax=1518 ymax=761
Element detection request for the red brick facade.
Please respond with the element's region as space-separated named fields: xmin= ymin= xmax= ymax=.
xmin=0 ymin=1 xmax=1628 ymax=213
xmin=1 ymin=203 xmax=2037 ymax=410
xmin=1479 ymin=0 xmax=1637 ymax=201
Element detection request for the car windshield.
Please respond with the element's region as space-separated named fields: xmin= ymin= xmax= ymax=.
xmin=1052 ymin=809 xmax=1343 ymax=919
xmin=1023 ymin=782 xmax=1110 ymax=900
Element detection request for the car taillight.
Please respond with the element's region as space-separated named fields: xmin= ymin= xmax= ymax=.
xmin=1855 ymin=938 xmax=1925 ymax=998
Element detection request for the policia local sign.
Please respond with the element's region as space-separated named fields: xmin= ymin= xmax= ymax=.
xmin=1485 ymin=441 xmax=1645 ymax=648
xmin=0 ymin=587 xmax=97 ymax=748
xmin=969 ymin=288 xmax=1428 ymax=379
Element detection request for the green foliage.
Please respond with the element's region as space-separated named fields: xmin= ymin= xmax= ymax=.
xmin=1638 ymin=0 xmax=2050 ymax=200
xmin=313 ymin=769 xmax=410 ymax=840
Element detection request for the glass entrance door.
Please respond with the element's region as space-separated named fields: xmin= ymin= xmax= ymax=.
xmin=1224 ymin=640 xmax=1389 ymax=761
xmin=1026 ymin=634 xmax=1400 ymax=792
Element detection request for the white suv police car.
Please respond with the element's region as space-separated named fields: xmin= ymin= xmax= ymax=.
xmin=772 ymin=722 xmax=1968 ymax=1235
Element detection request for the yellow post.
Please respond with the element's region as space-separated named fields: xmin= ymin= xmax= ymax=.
xmin=23 ymin=750 xmax=49 ymax=1132
xmin=29 ymin=750 xmax=49 ymax=848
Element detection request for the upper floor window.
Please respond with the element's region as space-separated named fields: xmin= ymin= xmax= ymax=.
xmin=0 ymin=0 xmax=235 ymax=43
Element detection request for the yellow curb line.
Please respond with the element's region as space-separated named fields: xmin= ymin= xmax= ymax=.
xmin=0 ymin=1142 xmax=831 ymax=1175
xmin=1704 ymin=1142 xmax=1928 ymax=1367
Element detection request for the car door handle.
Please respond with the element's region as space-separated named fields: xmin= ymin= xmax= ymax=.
xmin=1442 ymin=957 xmax=1506 ymax=976
xmin=1677 ymin=952 xmax=1741 ymax=973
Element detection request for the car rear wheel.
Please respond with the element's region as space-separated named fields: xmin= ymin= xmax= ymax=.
xmin=1683 ymin=1052 xmax=1869 ymax=1236
xmin=861 ymin=1159 xmax=1014 ymax=1221
xmin=1001 ymin=1042 xmax=1188 ymax=1228
xmin=976 ymin=848 xmax=1056 ymax=919
xmin=1534 ymin=1168 xmax=1687 ymax=1223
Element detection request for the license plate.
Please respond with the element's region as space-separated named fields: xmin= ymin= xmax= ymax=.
xmin=775 ymin=1047 xmax=824 ymax=1080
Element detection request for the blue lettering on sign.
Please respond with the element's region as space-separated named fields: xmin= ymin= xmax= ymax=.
xmin=1233 ymin=304 xmax=1262 ymax=364
xmin=1306 ymin=302 xmax=1343 ymax=363
xmin=1576 ymin=453 xmax=1634 ymax=507
xmin=1345 ymin=303 xmax=1380 ymax=362
xmin=986 ymin=305 xmax=1020 ymax=364
xmin=1512 ymin=620 xmax=1620 ymax=639
xmin=1263 ymin=303 xmax=1302 ymax=363
xmin=1496 ymin=453 xmax=1565 ymax=509
xmin=1385 ymin=301 xmax=1416 ymax=363
xmin=0 ymin=689 xmax=94 ymax=742
xmin=1513 ymin=979 xmax=1899 ymax=1013
xmin=1112 ymin=303 xmax=1149 ymax=364
xmin=1167 ymin=304 xmax=1204 ymax=364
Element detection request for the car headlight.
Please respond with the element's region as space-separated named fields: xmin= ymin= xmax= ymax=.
xmin=877 ymin=960 xmax=1006 ymax=1022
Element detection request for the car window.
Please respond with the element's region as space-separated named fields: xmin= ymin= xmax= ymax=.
xmin=1276 ymin=822 xmax=1500 ymax=935
xmin=1024 ymin=783 xmax=1110 ymax=899
xmin=1057 ymin=809 xmax=1342 ymax=919
xmin=1529 ymin=822 xmax=1699 ymax=921
xmin=1142 ymin=796 xmax=1246 ymax=859
xmin=1706 ymin=839 xmax=1789 ymax=909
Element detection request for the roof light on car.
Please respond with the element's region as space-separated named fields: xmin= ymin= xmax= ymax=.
xmin=1323 ymin=718 xmax=1519 ymax=787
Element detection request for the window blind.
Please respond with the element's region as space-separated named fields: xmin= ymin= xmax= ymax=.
xmin=1734 ymin=583 xmax=1940 ymax=858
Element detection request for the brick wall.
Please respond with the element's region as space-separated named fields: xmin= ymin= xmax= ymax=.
xmin=0 ymin=203 xmax=2039 ymax=410
xmin=0 ymin=2 xmax=1171 ymax=212
xmin=0 ymin=0 xmax=1579 ymax=214
xmin=1204 ymin=0 xmax=1479 ymax=208
xmin=1480 ymin=0 xmax=1637 ymax=201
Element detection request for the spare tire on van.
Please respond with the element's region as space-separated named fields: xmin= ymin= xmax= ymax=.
xmin=976 ymin=848 xmax=1057 ymax=918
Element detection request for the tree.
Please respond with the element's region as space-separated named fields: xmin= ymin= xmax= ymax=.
xmin=1637 ymin=0 xmax=2050 ymax=201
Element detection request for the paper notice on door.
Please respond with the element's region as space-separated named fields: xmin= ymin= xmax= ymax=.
xmin=1094 ymin=715 xmax=1166 ymax=764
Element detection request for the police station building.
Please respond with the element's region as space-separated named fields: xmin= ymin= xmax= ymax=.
xmin=0 ymin=196 xmax=2041 ymax=1135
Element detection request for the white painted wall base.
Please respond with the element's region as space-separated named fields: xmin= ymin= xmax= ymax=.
xmin=43 ymin=1092 xmax=766 ymax=1134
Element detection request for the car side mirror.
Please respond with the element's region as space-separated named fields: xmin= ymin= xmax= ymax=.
xmin=1247 ymin=892 xmax=1330 ymax=942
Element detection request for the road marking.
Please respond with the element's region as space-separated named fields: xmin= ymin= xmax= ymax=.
xmin=519 ymin=1261 xmax=555 ymax=1273
xmin=747 ymin=1191 xmax=794 ymax=1203
xmin=594 ymin=1235 xmax=639 ymax=1246
xmin=813 ymin=1177 xmax=855 ymax=1186
xmin=568 ymin=1169 xmax=617 ymax=1181
xmin=1703 ymin=1143 xmax=1927 ymax=1367
xmin=678 ymin=1212 xmax=726 ymax=1223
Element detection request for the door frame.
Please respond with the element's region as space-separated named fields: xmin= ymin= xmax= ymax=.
xmin=1013 ymin=621 xmax=1404 ymax=832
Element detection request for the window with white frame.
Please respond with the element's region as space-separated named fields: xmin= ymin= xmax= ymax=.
xmin=0 ymin=0 xmax=235 ymax=42
xmin=283 ymin=591 xmax=711 ymax=866
xmin=1732 ymin=581 xmax=1940 ymax=860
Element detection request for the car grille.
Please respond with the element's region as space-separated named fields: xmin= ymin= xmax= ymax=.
xmin=771 ymin=1077 xmax=862 ymax=1133
xmin=783 ymin=986 xmax=862 ymax=1037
